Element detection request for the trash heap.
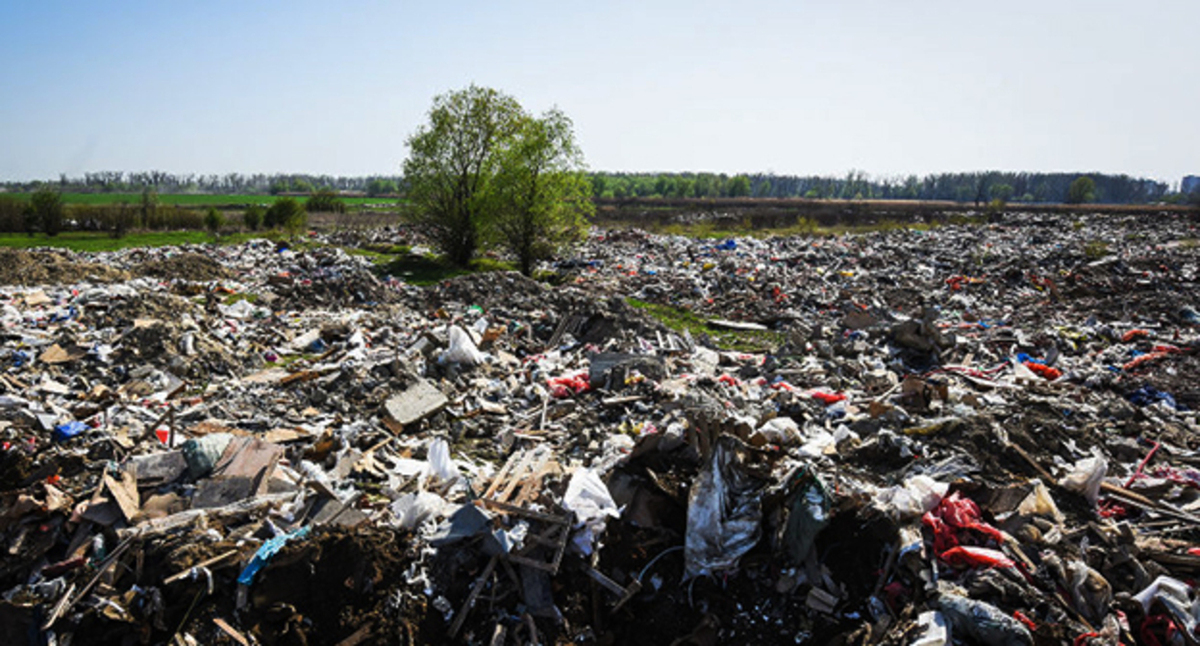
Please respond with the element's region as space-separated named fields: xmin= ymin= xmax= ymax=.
xmin=0 ymin=212 xmax=1199 ymax=645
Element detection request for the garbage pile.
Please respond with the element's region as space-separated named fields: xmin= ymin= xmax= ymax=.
xmin=1 ymin=213 xmax=1199 ymax=645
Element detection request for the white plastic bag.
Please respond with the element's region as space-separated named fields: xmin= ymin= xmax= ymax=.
xmin=1061 ymin=451 xmax=1107 ymax=504
xmin=391 ymin=491 xmax=454 ymax=530
xmin=879 ymin=475 xmax=948 ymax=520
xmin=425 ymin=438 xmax=460 ymax=483
xmin=440 ymin=326 xmax=486 ymax=366
xmin=562 ymin=468 xmax=620 ymax=555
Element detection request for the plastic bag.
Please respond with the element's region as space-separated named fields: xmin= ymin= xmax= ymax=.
xmin=391 ymin=492 xmax=454 ymax=531
xmin=922 ymin=492 xmax=1005 ymax=556
xmin=1061 ymin=451 xmax=1108 ymax=504
xmin=685 ymin=436 xmax=767 ymax=579
xmin=562 ymin=468 xmax=620 ymax=556
xmin=782 ymin=465 xmax=830 ymax=564
xmin=425 ymin=438 xmax=460 ymax=483
xmin=440 ymin=326 xmax=485 ymax=366
xmin=936 ymin=593 xmax=1032 ymax=646
xmin=879 ymin=475 xmax=948 ymax=520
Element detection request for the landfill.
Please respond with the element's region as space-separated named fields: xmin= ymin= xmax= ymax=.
xmin=0 ymin=211 xmax=1198 ymax=645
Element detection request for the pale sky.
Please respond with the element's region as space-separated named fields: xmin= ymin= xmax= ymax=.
xmin=1 ymin=0 xmax=1197 ymax=185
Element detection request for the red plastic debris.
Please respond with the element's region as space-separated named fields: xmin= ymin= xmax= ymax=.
xmin=1122 ymin=329 xmax=1150 ymax=342
xmin=547 ymin=372 xmax=590 ymax=399
xmin=1124 ymin=352 xmax=1170 ymax=372
xmin=922 ymin=492 xmax=1006 ymax=555
xmin=1023 ymin=362 xmax=1062 ymax=380
xmin=811 ymin=391 xmax=846 ymax=405
xmin=940 ymin=545 xmax=1015 ymax=569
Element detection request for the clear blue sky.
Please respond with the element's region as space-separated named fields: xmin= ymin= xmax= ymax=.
xmin=1 ymin=0 xmax=1197 ymax=185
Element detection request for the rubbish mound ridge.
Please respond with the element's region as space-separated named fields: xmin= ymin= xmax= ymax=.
xmin=0 ymin=248 xmax=131 ymax=285
xmin=0 ymin=213 xmax=1199 ymax=645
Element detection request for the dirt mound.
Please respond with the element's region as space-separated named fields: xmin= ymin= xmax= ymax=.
xmin=0 ymin=249 xmax=130 ymax=285
xmin=133 ymin=253 xmax=233 ymax=282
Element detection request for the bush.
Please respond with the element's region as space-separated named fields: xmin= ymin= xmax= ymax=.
xmin=243 ymin=204 xmax=264 ymax=231
xmin=0 ymin=195 xmax=25 ymax=233
xmin=30 ymin=189 xmax=64 ymax=236
xmin=306 ymin=189 xmax=346 ymax=214
xmin=204 ymin=207 xmax=226 ymax=233
xmin=265 ymin=197 xmax=306 ymax=232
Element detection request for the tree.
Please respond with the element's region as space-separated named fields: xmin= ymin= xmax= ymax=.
xmin=306 ymin=188 xmax=346 ymax=213
xmin=264 ymin=197 xmax=305 ymax=231
xmin=989 ymin=183 xmax=1014 ymax=203
xmin=30 ymin=189 xmax=64 ymax=236
xmin=1066 ymin=176 xmax=1096 ymax=204
xmin=140 ymin=187 xmax=159 ymax=228
xmin=727 ymin=175 xmax=752 ymax=197
xmin=204 ymin=207 xmax=225 ymax=233
xmin=492 ymin=108 xmax=594 ymax=276
xmin=366 ymin=178 xmax=398 ymax=197
xmin=402 ymin=85 xmax=524 ymax=266
xmin=243 ymin=205 xmax=264 ymax=231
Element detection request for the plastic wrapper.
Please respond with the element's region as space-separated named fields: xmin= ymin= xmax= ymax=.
xmin=878 ymin=474 xmax=948 ymax=520
xmin=425 ymin=437 xmax=460 ymax=483
xmin=562 ymin=468 xmax=620 ymax=555
xmin=935 ymin=593 xmax=1032 ymax=646
xmin=439 ymin=325 xmax=486 ymax=366
xmin=1061 ymin=451 xmax=1108 ymax=504
xmin=685 ymin=436 xmax=767 ymax=579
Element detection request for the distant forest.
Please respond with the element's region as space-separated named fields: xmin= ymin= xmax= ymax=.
xmin=0 ymin=169 xmax=1180 ymax=205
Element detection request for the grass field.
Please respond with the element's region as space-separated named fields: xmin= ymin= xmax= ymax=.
xmin=0 ymin=230 xmax=280 ymax=252
xmin=1 ymin=192 xmax=402 ymax=208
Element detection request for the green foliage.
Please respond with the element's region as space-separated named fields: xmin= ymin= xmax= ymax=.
xmin=204 ymin=207 xmax=225 ymax=233
xmin=0 ymin=196 xmax=25 ymax=233
xmin=727 ymin=175 xmax=752 ymax=197
xmin=306 ymin=188 xmax=347 ymax=213
xmin=990 ymin=183 xmax=1014 ymax=202
xmin=402 ymin=85 xmax=525 ymax=266
xmin=140 ymin=187 xmax=159 ymax=227
xmin=366 ymin=178 xmax=398 ymax=197
xmin=492 ymin=108 xmax=593 ymax=276
xmin=243 ymin=204 xmax=264 ymax=231
xmin=264 ymin=197 xmax=305 ymax=232
xmin=30 ymin=189 xmax=64 ymax=236
xmin=1066 ymin=176 xmax=1096 ymax=204
xmin=292 ymin=179 xmax=314 ymax=193
xmin=269 ymin=181 xmax=288 ymax=195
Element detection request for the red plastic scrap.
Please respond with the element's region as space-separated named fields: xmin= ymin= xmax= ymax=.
xmin=1013 ymin=611 xmax=1038 ymax=632
xmin=1124 ymin=352 xmax=1170 ymax=372
xmin=811 ymin=391 xmax=846 ymax=405
xmin=922 ymin=492 xmax=1006 ymax=555
xmin=1023 ymin=362 xmax=1062 ymax=381
xmin=547 ymin=372 xmax=590 ymax=399
xmin=940 ymin=546 xmax=1015 ymax=569
xmin=1122 ymin=329 xmax=1151 ymax=343
xmin=717 ymin=374 xmax=742 ymax=387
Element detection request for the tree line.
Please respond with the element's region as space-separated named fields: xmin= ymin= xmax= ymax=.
xmin=589 ymin=170 xmax=1173 ymax=205
xmin=0 ymin=173 xmax=403 ymax=197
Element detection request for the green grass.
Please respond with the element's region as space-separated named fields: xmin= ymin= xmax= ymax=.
xmin=627 ymin=297 xmax=782 ymax=353
xmin=3 ymin=192 xmax=403 ymax=209
xmin=0 ymin=230 xmax=279 ymax=252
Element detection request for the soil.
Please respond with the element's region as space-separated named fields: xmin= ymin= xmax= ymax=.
xmin=134 ymin=252 xmax=234 ymax=282
xmin=0 ymin=248 xmax=130 ymax=285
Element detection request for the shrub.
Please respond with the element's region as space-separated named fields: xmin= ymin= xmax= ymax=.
xmin=30 ymin=189 xmax=64 ymax=236
xmin=243 ymin=204 xmax=264 ymax=231
xmin=306 ymin=189 xmax=346 ymax=214
xmin=204 ymin=207 xmax=225 ymax=233
xmin=0 ymin=195 xmax=25 ymax=233
xmin=265 ymin=197 xmax=305 ymax=231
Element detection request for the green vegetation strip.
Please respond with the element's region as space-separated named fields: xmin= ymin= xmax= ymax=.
xmin=626 ymin=298 xmax=781 ymax=353
xmin=2 ymin=193 xmax=402 ymax=208
xmin=0 ymin=231 xmax=283 ymax=252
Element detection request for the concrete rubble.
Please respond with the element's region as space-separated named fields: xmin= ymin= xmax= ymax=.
xmin=0 ymin=212 xmax=1198 ymax=645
